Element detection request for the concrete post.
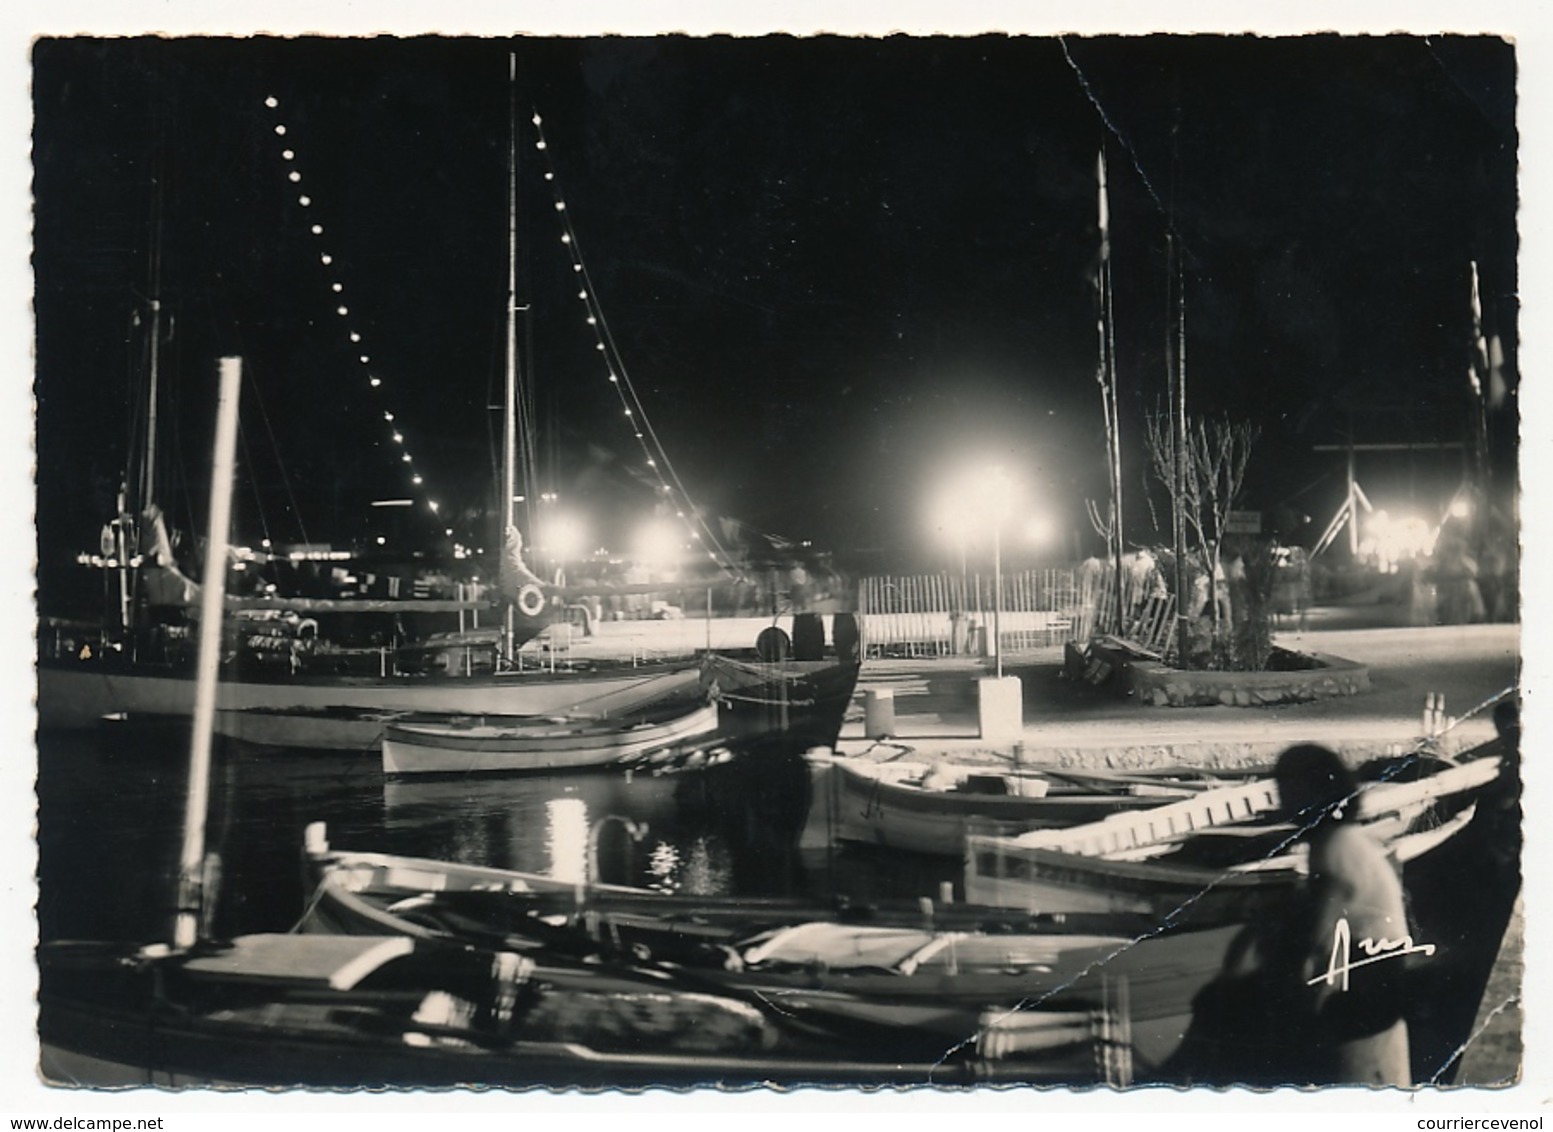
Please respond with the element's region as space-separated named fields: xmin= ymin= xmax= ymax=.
xmin=978 ymin=675 xmax=1023 ymax=743
xmin=864 ymin=688 xmax=896 ymax=738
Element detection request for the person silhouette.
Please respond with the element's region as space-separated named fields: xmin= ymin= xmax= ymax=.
xmin=1273 ymin=743 xmax=1414 ymax=1086
xmin=1160 ymin=744 xmax=1414 ymax=1086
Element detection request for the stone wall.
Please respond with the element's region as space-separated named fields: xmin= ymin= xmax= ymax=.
xmin=1091 ymin=642 xmax=1370 ymax=707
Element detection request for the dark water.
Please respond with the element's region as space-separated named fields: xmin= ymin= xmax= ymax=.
xmin=35 ymin=722 xmax=1521 ymax=1085
xmin=35 ymin=723 xmax=956 ymax=946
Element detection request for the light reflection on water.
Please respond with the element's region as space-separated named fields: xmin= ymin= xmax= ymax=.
xmin=544 ymin=797 xmax=587 ymax=886
xmin=378 ymin=763 xmax=752 ymax=893
xmin=39 ymin=725 xmax=945 ymax=945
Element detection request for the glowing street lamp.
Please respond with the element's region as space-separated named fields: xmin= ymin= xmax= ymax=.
xmin=1024 ymin=514 xmax=1054 ymax=548
xmin=927 ymin=463 xmax=1021 ymax=674
xmin=929 ymin=495 xmax=974 ymax=580
xmin=537 ymin=510 xmax=587 ymax=582
xmin=633 ymin=518 xmax=683 ymax=569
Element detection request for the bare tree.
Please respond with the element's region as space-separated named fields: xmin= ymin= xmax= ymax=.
xmin=1144 ymin=411 xmax=1258 ymax=655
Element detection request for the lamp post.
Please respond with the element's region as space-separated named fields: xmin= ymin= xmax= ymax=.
xmin=991 ymin=499 xmax=1003 ymax=679
xmin=979 ymin=465 xmax=1021 ymax=744
xmin=985 ymin=466 xmax=1014 ymax=680
xmin=928 ymin=460 xmax=1023 ymax=742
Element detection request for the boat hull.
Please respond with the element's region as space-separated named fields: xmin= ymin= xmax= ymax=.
xmin=208 ymin=667 xmax=712 ymax=752
xmin=965 ymin=839 xmax=1294 ymax=921
xmin=43 ymin=936 xmax=1087 ymax=1088
xmin=37 ymin=987 xmax=1119 ymax=1088
xmin=37 ymin=659 xmax=691 ymax=733
xmin=299 ymin=835 xmax=1225 ymax=1070
xmin=964 ymin=754 xmax=1499 ymax=924
xmin=826 ymin=758 xmax=1196 ymax=856
xmin=707 ymin=656 xmax=861 ymax=751
xmin=381 ymin=702 xmax=721 ymax=775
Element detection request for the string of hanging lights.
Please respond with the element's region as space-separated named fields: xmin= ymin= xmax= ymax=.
xmin=261 ymin=95 xmax=468 ymax=558
xmin=261 ymin=94 xmax=742 ymax=579
xmin=527 ymin=110 xmax=743 ymax=581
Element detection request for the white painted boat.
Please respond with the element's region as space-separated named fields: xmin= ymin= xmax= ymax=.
xmin=208 ymin=666 xmax=709 ymax=752
xmin=382 ymin=698 xmax=721 ymax=775
xmin=39 ymin=659 xmax=693 ymax=733
xmin=963 ymin=750 xmax=1499 ymax=922
xmin=820 ymin=755 xmax=1245 ymax=856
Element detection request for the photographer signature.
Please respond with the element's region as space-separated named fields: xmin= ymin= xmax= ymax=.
xmin=1306 ymin=915 xmax=1436 ymax=993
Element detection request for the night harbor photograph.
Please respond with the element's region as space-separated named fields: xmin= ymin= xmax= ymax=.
xmin=26 ymin=28 xmax=1529 ymax=1098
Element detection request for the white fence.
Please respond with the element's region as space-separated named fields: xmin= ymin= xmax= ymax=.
xmin=858 ymin=569 xmax=1084 ymax=659
xmin=857 ymin=565 xmax=1177 ymax=660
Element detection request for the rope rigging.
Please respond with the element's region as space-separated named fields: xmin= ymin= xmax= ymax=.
xmin=527 ymin=109 xmax=744 ymax=582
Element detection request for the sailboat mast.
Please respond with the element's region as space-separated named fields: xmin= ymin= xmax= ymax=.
xmin=140 ymin=147 xmax=166 ymax=514
xmin=501 ymin=53 xmax=520 ymax=653
xmin=173 ymin=356 xmax=242 ymax=950
xmin=1171 ymin=236 xmax=1190 ymax=656
xmin=1096 ymin=148 xmax=1126 ymax=631
xmin=142 ymin=307 xmax=162 ymax=511
xmin=124 ymin=146 xmax=167 ymax=643
xmin=502 ymin=52 xmax=519 ymax=546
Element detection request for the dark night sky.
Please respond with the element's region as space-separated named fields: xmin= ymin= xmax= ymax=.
xmin=32 ymin=34 xmax=1517 ymax=608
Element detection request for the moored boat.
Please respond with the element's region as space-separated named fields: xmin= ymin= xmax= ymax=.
xmin=39 ymin=644 xmax=696 ymax=732
xmin=702 ymin=633 xmax=864 ymax=752
xmin=46 ymin=921 xmax=1135 ymax=1088
xmin=963 ymin=747 xmax=1500 ymax=924
xmin=212 ymin=665 xmax=709 ymax=753
xmin=296 ymin=820 xmax=1220 ymax=1069
xmin=817 ymin=754 xmax=1260 ymax=856
xmin=381 ymin=698 xmax=721 ymax=776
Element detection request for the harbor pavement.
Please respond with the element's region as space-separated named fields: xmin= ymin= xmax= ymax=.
xmin=836 ymin=621 xmax=1520 ymax=771
xmin=533 ymin=606 xmax=1518 ymax=768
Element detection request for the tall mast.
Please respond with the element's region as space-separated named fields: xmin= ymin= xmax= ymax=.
xmin=1468 ymin=259 xmax=1492 ymax=497
xmin=1096 ymin=147 xmax=1126 ymax=631
xmin=173 ymin=357 xmax=242 ymax=950
xmin=501 ymin=53 xmax=521 ymax=652
xmin=140 ymin=142 xmax=166 ymax=515
xmin=1171 ymin=235 xmax=1189 ymax=655
xmin=122 ymin=133 xmax=168 ymax=643
xmin=502 ymin=51 xmax=519 ymax=555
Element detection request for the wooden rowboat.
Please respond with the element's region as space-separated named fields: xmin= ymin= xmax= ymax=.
xmin=816 ymin=754 xmax=1260 ymax=856
xmin=297 ymin=822 xmax=1221 ymax=1070
xmin=963 ymin=748 xmax=1499 ymax=925
xmin=381 ymin=697 xmax=721 ymax=775
xmin=44 ymin=928 xmax=1128 ymax=1087
xmin=212 ymin=666 xmax=710 ymax=753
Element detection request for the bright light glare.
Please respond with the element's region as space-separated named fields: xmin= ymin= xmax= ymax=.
xmin=1024 ymin=515 xmax=1054 ymax=546
xmin=545 ymin=798 xmax=588 ymax=885
xmin=538 ymin=512 xmax=587 ymax=561
xmin=633 ymin=518 xmax=682 ymax=566
xmin=1361 ymin=510 xmax=1438 ymax=572
xmin=926 ymin=463 xmax=1023 ymax=552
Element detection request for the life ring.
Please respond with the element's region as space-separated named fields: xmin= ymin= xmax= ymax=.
xmin=517 ymin=583 xmax=546 ymax=619
xmin=755 ymin=626 xmax=791 ymax=662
